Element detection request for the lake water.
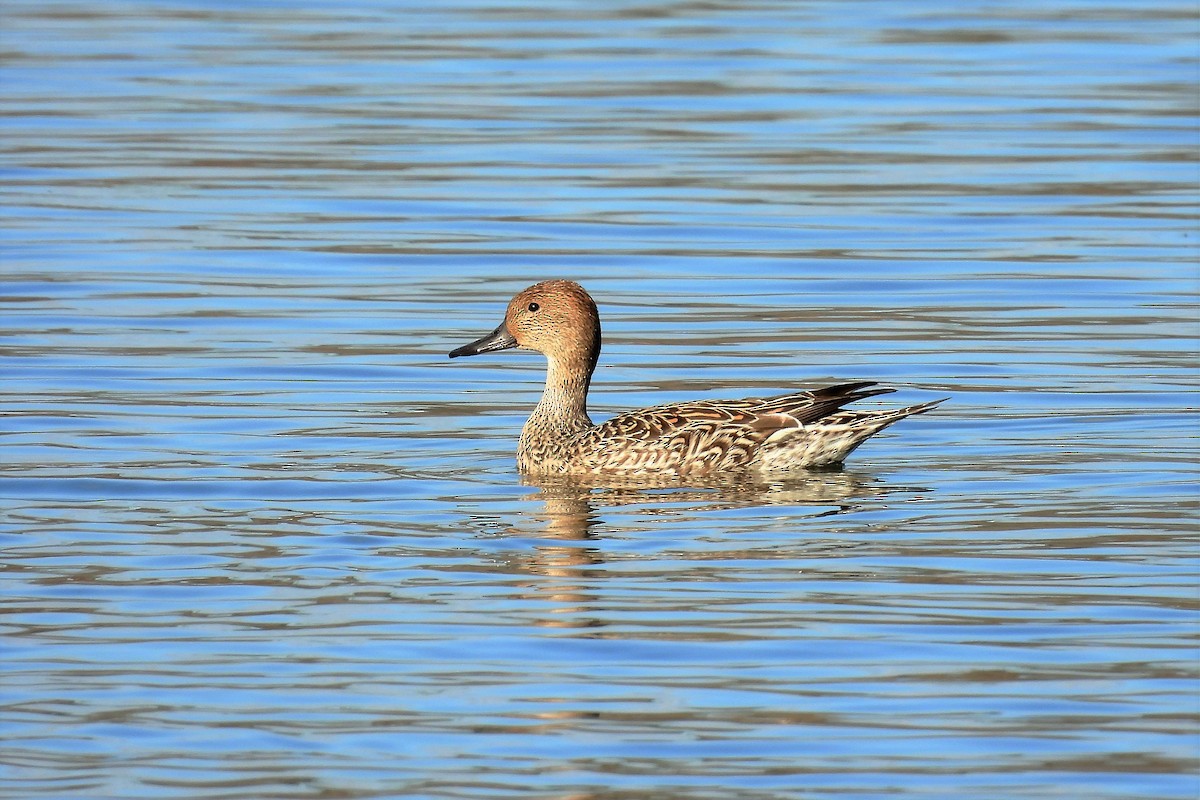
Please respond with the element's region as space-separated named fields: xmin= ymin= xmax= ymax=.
xmin=2 ymin=1 xmax=1197 ymax=798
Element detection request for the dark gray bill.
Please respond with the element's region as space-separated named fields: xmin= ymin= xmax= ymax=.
xmin=449 ymin=322 xmax=517 ymax=358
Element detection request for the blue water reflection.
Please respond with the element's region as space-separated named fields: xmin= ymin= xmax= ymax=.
xmin=3 ymin=0 xmax=1197 ymax=798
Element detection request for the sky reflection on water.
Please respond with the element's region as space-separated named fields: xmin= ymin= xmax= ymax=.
xmin=2 ymin=1 xmax=1198 ymax=798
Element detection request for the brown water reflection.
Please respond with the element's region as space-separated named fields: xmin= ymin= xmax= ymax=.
xmin=508 ymin=470 xmax=935 ymax=631
xmin=521 ymin=469 xmax=902 ymax=539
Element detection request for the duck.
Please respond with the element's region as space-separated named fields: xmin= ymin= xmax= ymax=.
xmin=449 ymin=279 xmax=944 ymax=475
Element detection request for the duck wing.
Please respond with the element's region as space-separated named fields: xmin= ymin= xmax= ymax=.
xmin=580 ymin=382 xmax=903 ymax=473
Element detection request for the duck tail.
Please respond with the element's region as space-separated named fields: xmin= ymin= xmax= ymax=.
xmin=759 ymin=396 xmax=947 ymax=470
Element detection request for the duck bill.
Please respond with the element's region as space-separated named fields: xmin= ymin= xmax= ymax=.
xmin=449 ymin=321 xmax=518 ymax=358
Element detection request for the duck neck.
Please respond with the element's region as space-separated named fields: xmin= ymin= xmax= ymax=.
xmin=526 ymin=353 xmax=594 ymax=435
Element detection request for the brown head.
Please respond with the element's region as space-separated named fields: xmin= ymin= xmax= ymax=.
xmin=449 ymin=280 xmax=602 ymax=386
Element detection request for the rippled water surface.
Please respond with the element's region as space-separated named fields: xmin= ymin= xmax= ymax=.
xmin=2 ymin=1 xmax=1198 ymax=798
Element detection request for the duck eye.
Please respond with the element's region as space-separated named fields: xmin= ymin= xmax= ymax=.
xmin=527 ymin=302 xmax=540 ymax=312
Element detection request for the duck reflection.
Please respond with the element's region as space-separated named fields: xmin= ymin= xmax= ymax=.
xmin=499 ymin=469 xmax=919 ymax=628
xmin=523 ymin=468 xmax=893 ymax=539
xmin=506 ymin=479 xmax=604 ymax=625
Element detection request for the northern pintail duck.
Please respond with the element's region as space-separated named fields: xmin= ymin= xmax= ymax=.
xmin=450 ymin=280 xmax=943 ymax=475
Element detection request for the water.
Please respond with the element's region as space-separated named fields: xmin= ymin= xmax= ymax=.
xmin=2 ymin=1 xmax=1197 ymax=798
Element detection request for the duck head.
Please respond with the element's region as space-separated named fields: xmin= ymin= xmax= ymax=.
xmin=449 ymin=280 xmax=602 ymax=383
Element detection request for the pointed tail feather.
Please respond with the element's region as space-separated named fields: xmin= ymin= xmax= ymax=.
xmin=759 ymin=397 xmax=947 ymax=470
